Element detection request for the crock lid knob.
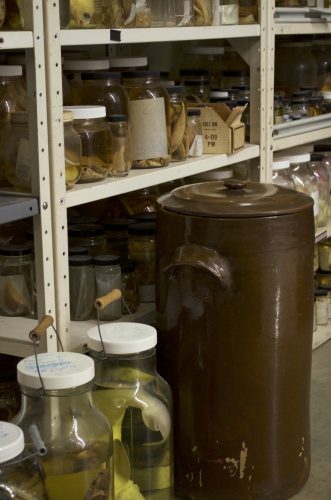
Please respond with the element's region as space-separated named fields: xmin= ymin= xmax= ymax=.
xmin=224 ymin=179 xmax=247 ymax=190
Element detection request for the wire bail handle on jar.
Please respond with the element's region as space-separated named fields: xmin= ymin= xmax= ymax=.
xmin=95 ymin=288 xmax=122 ymax=357
xmin=28 ymin=315 xmax=64 ymax=395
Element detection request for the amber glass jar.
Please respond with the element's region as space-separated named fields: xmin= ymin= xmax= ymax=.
xmin=79 ymin=72 xmax=128 ymax=117
xmin=123 ymin=71 xmax=170 ymax=168
xmin=64 ymin=105 xmax=111 ymax=182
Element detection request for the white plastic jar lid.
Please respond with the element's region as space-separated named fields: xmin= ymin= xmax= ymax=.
xmin=63 ymin=110 xmax=74 ymax=123
xmin=321 ymin=91 xmax=331 ymax=100
xmin=272 ymin=159 xmax=290 ymax=171
xmin=64 ymin=105 xmax=106 ymax=120
xmin=63 ymin=58 xmax=109 ymax=71
xmin=0 ymin=422 xmax=24 ymax=463
xmin=184 ymin=46 xmax=225 ymax=55
xmin=0 ymin=65 xmax=23 ymax=77
xmin=87 ymin=322 xmax=157 ymax=355
xmin=277 ymin=153 xmax=311 ymax=165
xmin=109 ymin=56 xmax=148 ymax=68
xmin=17 ymin=352 xmax=95 ymax=390
xmin=210 ymin=90 xmax=229 ymax=98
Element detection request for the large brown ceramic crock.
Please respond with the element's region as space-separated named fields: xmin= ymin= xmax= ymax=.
xmin=156 ymin=180 xmax=314 ymax=500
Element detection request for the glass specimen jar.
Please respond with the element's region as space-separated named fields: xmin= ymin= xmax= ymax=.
xmin=312 ymin=39 xmax=331 ymax=91
xmin=4 ymin=111 xmax=30 ymax=192
xmin=62 ymin=58 xmax=110 ymax=105
xmin=94 ymin=254 xmax=122 ymax=321
xmin=315 ymin=288 xmax=328 ymax=326
xmin=120 ymin=259 xmax=139 ymax=314
xmin=151 ymin=0 xmax=176 ymax=26
xmin=59 ymin=0 xmax=70 ymax=28
xmin=274 ymin=94 xmax=284 ymax=124
xmin=184 ymin=79 xmax=210 ymax=103
xmin=123 ymin=0 xmax=152 ymax=27
xmin=291 ymin=91 xmax=310 ymax=117
xmin=318 ymin=238 xmax=331 ymax=271
xmin=272 ymin=159 xmax=296 ymax=190
xmin=0 ymin=245 xmax=33 ymax=317
xmin=64 ymin=105 xmax=111 ymax=182
xmin=63 ymin=110 xmax=82 ymax=189
xmin=78 ymin=72 xmax=128 ymax=117
xmin=193 ymin=0 xmax=214 ymax=25
xmin=69 ymin=0 xmax=96 ymax=27
xmin=175 ymin=0 xmax=194 ymax=25
xmin=221 ymin=69 xmax=250 ymax=88
xmin=0 ymin=354 xmax=21 ymax=422
xmin=214 ymin=0 xmax=239 ymax=25
xmin=128 ymin=222 xmax=156 ymax=303
xmin=69 ymin=254 xmax=95 ymax=321
xmin=123 ymin=71 xmax=170 ymax=168
xmin=120 ymin=186 xmax=160 ymax=215
xmin=92 ymin=0 xmax=124 ymax=28
xmin=167 ymin=86 xmax=188 ymax=162
xmin=87 ymin=322 xmax=173 ymax=500
xmin=107 ymin=114 xmax=133 ymax=177
xmin=0 ymin=65 xmax=26 ymax=186
xmin=14 ymin=352 xmax=113 ymax=500
xmin=187 ymin=108 xmax=203 ymax=157
xmin=182 ymin=46 xmax=224 ymax=88
xmin=68 ymin=223 xmax=107 ymax=256
xmin=102 ymin=218 xmax=135 ymax=259
xmin=0 ymin=421 xmax=48 ymax=499
xmin=308 ymin=96 xmax=322 ymax=117
xmin=238 ymin=0 xmax=258 ymax=23
xmin=309 ymin=155 xmax=331 ymax=227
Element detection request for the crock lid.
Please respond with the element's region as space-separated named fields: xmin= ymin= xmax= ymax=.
xmin=17 ymin=352 xmax=95 ymax=390
xmin=157 ymin=180 xmax=313 ymax=218
xmin=87 ymin=322 xmax=157 ymax=354
xmin=0 ymin=422 xmax=24 ymax=463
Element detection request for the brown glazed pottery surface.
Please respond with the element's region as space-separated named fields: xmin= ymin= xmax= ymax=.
xmin=156 ymin=181 xmax=314 ymax=500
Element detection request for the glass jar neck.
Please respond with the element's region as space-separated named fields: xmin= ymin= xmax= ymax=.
xmin=20 ymin=381 xmax=93 ymax=400
xmin=123 ymin=77 xmax=159 ymax=87
xmin=91 ymin=348 xmax=157 ymax=377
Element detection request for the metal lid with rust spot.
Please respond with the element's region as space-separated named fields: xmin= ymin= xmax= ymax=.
xmin=157 ymin=180 xmax=313 ymax=218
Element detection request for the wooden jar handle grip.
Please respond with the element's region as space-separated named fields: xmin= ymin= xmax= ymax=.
xmin=95 ymin=289 xmax=122 ymax=311
xmin=29 ymin=315 xmax=54 ymax=341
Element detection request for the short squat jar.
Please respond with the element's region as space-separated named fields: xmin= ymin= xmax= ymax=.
xmin=87 ymin=322 xmax=173 ymax=500
xmin=69 ymin=255 xmax=95 ymax=321
xmin=64 ymin=105 xmax=111 ymax=182
xmin=272 ymin=159 xmax=296 ymax=190
xmin=14 ymin=352 xmax=113 ymax=500
xmin=0 ymin=421 xmax=48 ymax=499
xmin=0 ymin=245 xmax=33 ymax=317
xmin=93 ymin=255 xmax=122 ymax=321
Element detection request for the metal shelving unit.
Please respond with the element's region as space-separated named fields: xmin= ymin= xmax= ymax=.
xmin=0 ymin=194 xmax=38 ymax=223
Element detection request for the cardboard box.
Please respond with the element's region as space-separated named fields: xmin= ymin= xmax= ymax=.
xmin=194 ymin=103 xmax=247 ymax=155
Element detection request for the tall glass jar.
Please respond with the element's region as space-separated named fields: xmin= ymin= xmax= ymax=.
xmin=0 ymin=421 xmax=48 ymax=499
xmin=0 ymin=65 xmax=26 ymax=186
xmin=239 ymin=0 xmax=258 ymax=23
xmin=0 ymin=354 xmax=21 ymax=422
xmin=187 ymin=108 xmax=203 ymax=157
xmin=123 ymin=0 xmax=152 ymax=27
xmin=87 ymin=322 xmax=173 ymax=500
xmin=78 ymin=72 xmax=128 ymax=117
xmin=63 ymin=110 xmax=82 ymax=189
xmin=318 ymin=237 xmax=331 ymax=271
xmin=102 ymin=218 xmax=135 ymax=259
xmin=214 ymin=0 xmax=239 ymax=25
xmin=94 ymin=255 xmax=122 ymax=321
xmin=193 ymin=0 xmax=214 ymax=25
xmin=64 ymin=105 xmax=111 ymax=182
xmin=272 ymin=159 xmax=296 ymax=190
xmin=0 ymin=245 xmax=33 ymax=317
xmin=274 ymin=94 xmax=284 ymax=124
xmin=175 ymin=0 xmax=194 ymax=25
xmin=184 ymin=79 xmax=210 ymax=102
xmin=182 ymin=46 xmax=224 ymax=87
xmin=69 ymin=255 xmax=95 ymax=321
xmin=312 ymin=40 xmax=331 ymax=91
xmin=128 ymin=222 xmax=156 ymax=303
xmin=69 ymin=1 xmax=96 ymax=27
xmin=123 ymin=71 xmax=170 ymax=168
xmin=151 ymin=0 xmax=176 ymax=26
xmin=68 ymin=223 xmax=107 ymax=256
xmin=107 ymin=114 xmax=133 ymax=177
xmin=121 ymin=259 xmax=139 ymax=314
xmin=62 ymin=58 xmax=110 ymax=105
xmin=167 ymin=86 xmax=188 ymax=162
xmin=14 ymin=352 xmax=113 ymax=500
xmin=93 ymin=0 xmax=124 ymax=28
xmin=4 ymin=111 xmax=30 ymax=192
xmin=309 ymin=156 xmax=331 ymax=227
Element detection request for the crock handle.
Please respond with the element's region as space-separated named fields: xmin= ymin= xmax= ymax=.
xmin=164 ymin=244 xmax=232 ymax=289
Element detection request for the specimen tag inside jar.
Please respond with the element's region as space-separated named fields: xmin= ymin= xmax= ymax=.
xmin=16 ymin=138 xmax=31 ymax=183
xmin=129 ymin=98 xmax=168 ymax=160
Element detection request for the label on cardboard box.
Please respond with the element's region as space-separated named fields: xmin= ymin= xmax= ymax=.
xmin=194 ymin=103 xmax=247 ymax=155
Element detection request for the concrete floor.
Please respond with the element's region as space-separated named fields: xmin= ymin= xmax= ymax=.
xmin=292 ymin=340 xmax=331 ymax=499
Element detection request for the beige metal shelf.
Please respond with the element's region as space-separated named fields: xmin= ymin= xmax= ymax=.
xmin=273 ymin=114 xmax=331 ymax=152
xmin=0 ymin=31 xmax=34 ymax=49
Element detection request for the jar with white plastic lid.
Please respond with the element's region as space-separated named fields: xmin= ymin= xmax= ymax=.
xmin=109 ymin=56 xmax=148 ymax=72
xmin=78 ymin=72 xmax=128 ymax=116
xmin=272 ymin=159 xmax=296 ymax=190
xmin=14 ymin=352 xmax=113 ymax=500
xmin=0 ymin=65 xmax=26 ymax=187
xmin=183 ymin=46 xmax=225 ymax=87
xmin=64 ymin=105 xmax=111 ymax=182
xmin=4 ymin=111 xmax=30 ymax=192
xmin=123 ymin=71 xmax=170 ymax=168
xmin=63 ymin=110 xmax=82 ymax=189
xmin=283 ymin=153 xmax=319 ymax=229
xmin=0 ymin=421 xmax=48 ymax=499
xmin=309 ymin=155 xmax=330 ymax=227
xmin=87 ymin=322 xmax=173 ymax=500
xmin=63 ymin=58 xmax=110 ymax=104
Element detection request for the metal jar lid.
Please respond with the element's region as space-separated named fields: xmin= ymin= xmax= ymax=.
xmin=157 ymin=180 xmax=313 ymax=218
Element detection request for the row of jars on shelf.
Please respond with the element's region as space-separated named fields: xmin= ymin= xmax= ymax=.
xmin=272 ymin=150 xmax=331 ymax=229
xmin=276 ymin=0 xmax=329 ymax=6
xmin=274 ymin=90 xmax=331 ymax=124
xmin=0 ymin=320 xmax=173 ymax=499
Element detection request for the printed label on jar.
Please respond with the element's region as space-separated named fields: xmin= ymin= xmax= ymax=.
xmin=311 ymin=190 xmax=319 ymax=217
xmin=129 ymin=98 xmax=168 ymax=161
xmin=189 ymin=135 xmax=203 ymax=157
xmin=0 ymin=274 xmax=32 ymax=316
xmin=16 ymin=138 xmax=31 ymax=183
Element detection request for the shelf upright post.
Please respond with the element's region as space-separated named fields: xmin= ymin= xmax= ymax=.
xmin=42 ymin=1 xmax=71 ymax=350
xmin=23 ymin=0 xmax=57 ymax=352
